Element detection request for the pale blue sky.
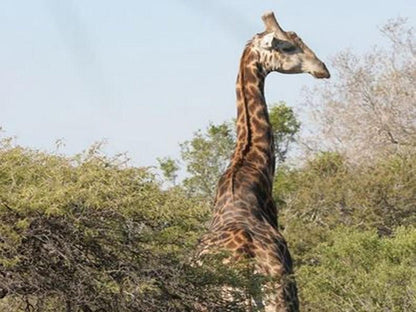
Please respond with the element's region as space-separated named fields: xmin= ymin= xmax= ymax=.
xmin=1 ymin=0 xmax=415 ymax=166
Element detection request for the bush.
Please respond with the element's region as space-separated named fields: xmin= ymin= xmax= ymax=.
xmin=0 ymin=140 xmax=249 ymax=311
xmin=297 ymin=226 xmax=416 ymax=312
xmin=275 ymin=152 xmax=416 ymax=266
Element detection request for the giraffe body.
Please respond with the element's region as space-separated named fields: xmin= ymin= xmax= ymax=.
xmin=196 ymin=12 xmax=329 ymax=312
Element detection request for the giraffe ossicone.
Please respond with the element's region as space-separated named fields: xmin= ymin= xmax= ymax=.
xmin=195 ymin=10 xmax=330 ymax=312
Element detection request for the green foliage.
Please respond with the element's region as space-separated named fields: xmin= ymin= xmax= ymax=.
xmin=269 ymin=102 xmax=301 ymax=164
xmin=157 ymin=156 xmax=179 ymax=185
xmin=180 ymin=121 xmax=235 ymax=200
xmin=297 ymin=227 xmax=416 ymax=312
xmin=276 ymin=152 xmax=416 ymax=234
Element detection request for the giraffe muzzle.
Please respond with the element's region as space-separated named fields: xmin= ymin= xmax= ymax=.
xmin=313 ymin=70 xmax=331 ymax=79
xmin=312 ymin=63 xmax=330 ymax=79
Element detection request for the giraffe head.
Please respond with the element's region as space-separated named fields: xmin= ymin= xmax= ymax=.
xmin=251 ymin=11 xmax=330 ymax=79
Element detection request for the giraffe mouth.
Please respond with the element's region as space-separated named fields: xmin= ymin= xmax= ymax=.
xmin=312 ymin=71 xmax=331 ymax=79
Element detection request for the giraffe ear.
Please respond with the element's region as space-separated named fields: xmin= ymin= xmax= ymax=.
xmin=260 ymin=33 xmax=276 ymax=49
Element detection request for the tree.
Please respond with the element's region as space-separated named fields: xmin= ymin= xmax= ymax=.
xmin=180 ymin=122 xmax=235 ymax=200
xmin=269 ymin=102 xmax=301 ymax=164
xmin=303 ymin=18 xmax=416 ymax=164
xmin=157 ymin=157 xmax=179 ymax=186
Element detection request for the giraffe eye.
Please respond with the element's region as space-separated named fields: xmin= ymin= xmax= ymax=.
xmin=281 ymin=45 xmax=296 ymax=52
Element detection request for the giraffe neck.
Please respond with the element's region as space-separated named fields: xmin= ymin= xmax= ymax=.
xmin=210 ymin=47 xmax=278 ymax=228
xmin=231 ymin=48 xmax=275 ymax=181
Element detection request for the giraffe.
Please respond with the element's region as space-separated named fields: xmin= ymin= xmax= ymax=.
xmin=195 ymin=11 xmax=330 ymax=312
